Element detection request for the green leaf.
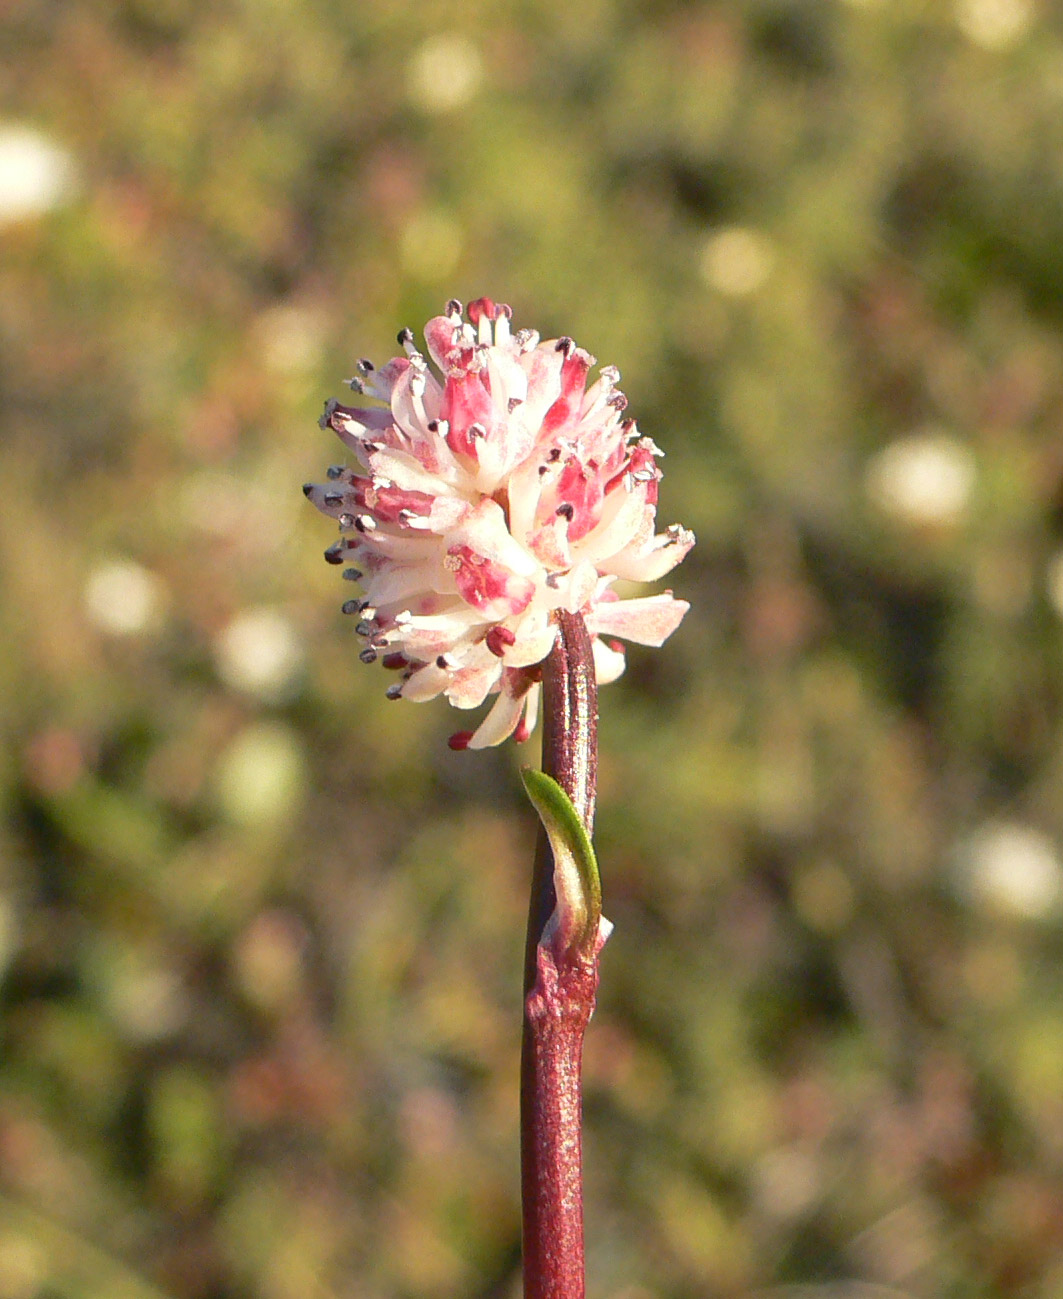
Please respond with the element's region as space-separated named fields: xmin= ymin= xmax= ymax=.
xmin=521 ymin=767 xmax=602 ymax=958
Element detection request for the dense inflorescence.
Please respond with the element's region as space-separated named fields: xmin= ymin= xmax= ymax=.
xmin=305 ymin=297 xmax=693 ymax=748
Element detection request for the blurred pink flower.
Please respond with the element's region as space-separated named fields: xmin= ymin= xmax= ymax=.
xmin=305 ymin=298 xmax=693 ymax=748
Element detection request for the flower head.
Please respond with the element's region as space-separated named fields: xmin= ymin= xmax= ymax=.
xmin=304 ymin=298 xmax=693 ymax=748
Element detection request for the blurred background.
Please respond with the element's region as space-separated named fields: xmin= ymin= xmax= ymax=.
xmin=3 ymin=0 xmax=1063 ymax=1296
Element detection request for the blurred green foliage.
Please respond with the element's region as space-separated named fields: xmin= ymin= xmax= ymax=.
xmin=3 ymin=0 xmax=1063 ymax=1296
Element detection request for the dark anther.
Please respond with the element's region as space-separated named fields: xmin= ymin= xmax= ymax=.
xmin=338 ymin=513 xmax=355 ymax=530
xmin=326 ymin=465 xmax=344 ymax=480
xmin=427 ymin=419 xmax=439 ymax=432
xmin=359 ymin=648 xmax=378 ymax=664
xmin=302 ymin=483 xmax=314 ymax=498
xmin=555 ymin=336 xmax=573 ymax=355
xmin=341 ymin=600 xmax=363 ymax=615
xmin=446 ymin=298 xmax=463 ymax=316
xmin=324 ymin=543 xmax=345 ymax=564
xmin=342 ymin=567 xmax=363 ymax=582
xmin=508 ymin=397 xmax=523 ymax=413
xmin=548 ymin=447 xmax=561 ymax=462
xmin=323 ymin=492 xmax=344 ymax=507
xmin=397 ymin=327 xmax=414 ymax=345
xmin=436 ymin=655 xmax=448 ymax=669
xmin=386 ymin=683 xmax=403 ymax=700
xmin=556 ymin=503 xmax=575 ymax=521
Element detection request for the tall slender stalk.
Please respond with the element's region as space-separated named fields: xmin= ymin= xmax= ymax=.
xmin=521 ymin=610 xmax=599 ymax=1299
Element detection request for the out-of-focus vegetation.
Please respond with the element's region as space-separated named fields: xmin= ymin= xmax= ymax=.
xmin=3 ymin=0 xmax=1063 ymax=1295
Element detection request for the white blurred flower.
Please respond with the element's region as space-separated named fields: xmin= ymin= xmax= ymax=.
xmin=305 ymin=297 xmax=693 ymax=749
xmin=215 ymin=608 xmax=303 ymax=700
xmin=957 ymin=0 xmax=1035 ymax=49
xmin=0 ymin=895 xmax=16 ymax=981
xmin=400 ymin=208 xmax=462 ymax=279
xmin=865 ymin=431 xmax=975 ymax=527
xmin=958 ymin=821 xmax=1062 ymax=919
xmin=1044 ymin=551 xmax=1063 ymax=619
xmin=101 ymin=950 xmax=188 ymax=1043
xmin=699 ymin=227 xmax=774 ymax=297
xmin=215 ymin=722 xmax=306 ymax=827
xmin=407 ymin=35 xmax=484 ymax=113
xmin=256 ymin=304 xmax=326 ymax=377
xmin=751 ymin=1145 xmax=821 ymax=1220
xmin=0 ymin=124 xmax=75 ymax=226
xmin=83 ymin=559 xmax=166 ymax=636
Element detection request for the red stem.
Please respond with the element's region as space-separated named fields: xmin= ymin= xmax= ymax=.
xmin=521 ymin=611 xmax=599 ymax=1299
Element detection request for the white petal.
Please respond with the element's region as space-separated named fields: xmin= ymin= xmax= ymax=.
xmin=604 ymin=526 xmax=696 ymax=583
xmin=446 ymin=662 xmax=502 ymax=709
xmin=521 ymin=681 xmax=541 ymax=737
xmin=396 ymin=605 xmax=484 ymax=659
xmin=592 ymin=637 xmax=627 ymax=684
xmin=587 ymin=593 xmax=690 ymax=646
xmin=507 ymin=457 xmax=546 ymax=546
xmin=390 ymin=358 xmax=442 ymax=436
xmin=367 ymin=445 xmax=457 ymax=495
xmin=503 ymin=614 xmax=558 ymax=668
xmin=467 ymin=684 xmax=526 ymax=748
xmin=574 ymin=482 xmax=650 ymax=568
xmin=451 ymin=498 xmax=541 ymax=579
xmin=402 ymin=662 xmax=450 ymax=701
xmin=367 ymin=562 xmax=457 ymax=608
xmin=517 ymin=341 xmax=563 ymax=428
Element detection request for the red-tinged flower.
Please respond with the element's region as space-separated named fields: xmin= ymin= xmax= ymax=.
xmin=304 ymin=298 xmax=694 ymax=748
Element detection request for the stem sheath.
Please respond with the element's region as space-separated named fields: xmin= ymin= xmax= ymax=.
xmin=521 ymin=611 xmax=599 ymax=1299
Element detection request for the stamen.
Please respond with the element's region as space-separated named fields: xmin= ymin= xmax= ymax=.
xmin=323 ymin=541 xmax=349 ymax=564
xmin=319 ymin=398 xmax=339 ymax=429
xmin=494 ymin=307 xmax=511 ymax=346
xmin=486 ymin=626 xmax=517 ymax=657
